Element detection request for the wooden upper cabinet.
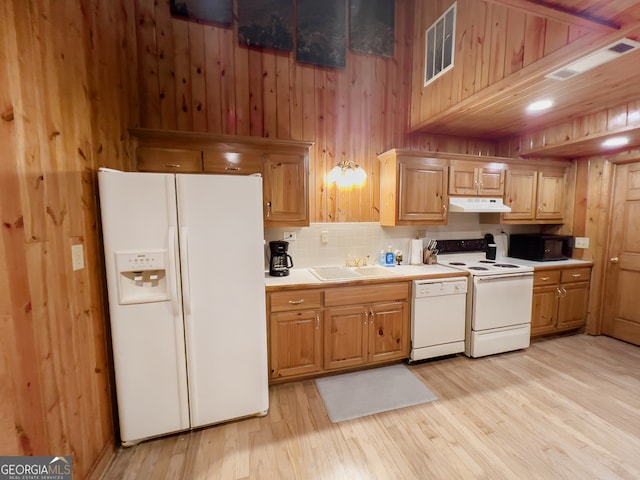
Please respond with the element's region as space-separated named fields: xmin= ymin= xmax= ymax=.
xmin=263 ymin=152 xmax=309 ymax=226
xmin=536 ymin=168 xmax=566 ymax=220
xmin=502 ymin=166 xmax=567 ymax=223
xmin=130 ymin=129 xmax=312 ymax=227
xmin=449 ymin=161 xmax=505 ymax=196
xmin=379 ymin=150 xmax=448 ymax=226
xmin=136 ymin=147 xmax=203 ymax=173
xmin=503 ymin=169 xmax=537 ymax=221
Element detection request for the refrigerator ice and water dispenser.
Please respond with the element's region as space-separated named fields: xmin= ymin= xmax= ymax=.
xmin=114 ymin=250 xmax=170 ymax=304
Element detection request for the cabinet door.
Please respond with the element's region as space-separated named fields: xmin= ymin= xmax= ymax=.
xmin=398 ymin=158 xmax=448 ymax=223
xmin=263 ymin=153 xmax=308 ymax=226
xmin=503 ymin=169 xmax=537 ymax=221
xmin=557 ymin=282 xmax=589 ymax=330
xmin=536 ymin=169 xmax=565 ymax=221
xmin=324 ymin=306 xmax=368 ymax=370
xmin=137 ymin=147 xmax=203 ymax=173
xmin=449 ymin=165 xmax=478 ymax=195
xmin=477 ymin=167 xmax=505 ymax=196
xmin=270 ymin=310 xmax=322 ymax=380
xmin=531 ymin=285 xmax=559 ymax=336
xmin=368 ymin=302 xmax=409 ymax=362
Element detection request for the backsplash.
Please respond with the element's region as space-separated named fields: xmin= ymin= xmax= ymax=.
xmin=265 ymin=214 xmax=538 ymax=268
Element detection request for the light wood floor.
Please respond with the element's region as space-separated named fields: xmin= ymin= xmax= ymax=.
xmin=101 ymin=334 xmax=640 ymax=479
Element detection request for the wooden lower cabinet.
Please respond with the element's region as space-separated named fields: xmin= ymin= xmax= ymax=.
xmin=270 ymin=309 xmax=322 ymax=380
xmin=324 ymin=301 xmax=408 ymax=370
xmin=531 ymin=267 xmax=591 ymax=337
xmin=268 ymin=282 xmax=410 ymax=383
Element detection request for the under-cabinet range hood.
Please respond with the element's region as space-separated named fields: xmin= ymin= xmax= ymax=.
xmin=448 ymin=197 xmax=511 ymax=213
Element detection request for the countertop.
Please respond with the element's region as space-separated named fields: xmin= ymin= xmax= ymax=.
xmin=264 ymin=257 xmax=593 ymax=290
xmin=496 ymin=256 xmax=593 ymax=269
xmin=265 ymin=264 xmax=467 ymax=290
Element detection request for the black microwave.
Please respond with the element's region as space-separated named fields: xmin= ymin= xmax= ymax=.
xmin=508 ymin=234 xmax=573 ymax=261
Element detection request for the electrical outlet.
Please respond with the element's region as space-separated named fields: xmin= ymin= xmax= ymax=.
xmin=321 ymin=231 xmax=329 ymax=244
xmin=71 ymin=244 xmax=85 ymax=271
xmin=283 ymin=232 xmax=296 ymax=241
xmin=574 ymin=237 xmax=589 ymax=249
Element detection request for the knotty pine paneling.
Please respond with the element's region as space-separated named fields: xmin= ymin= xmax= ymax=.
xmin=134 ymin=0 xmax=497 ymax=223
xmin=1 ymin=1 xmax=137 ymax=478
xmin=498 ymin=100 xmax=640 ymax=158
xmin=410 ymin=0 xmax=587 ymax=132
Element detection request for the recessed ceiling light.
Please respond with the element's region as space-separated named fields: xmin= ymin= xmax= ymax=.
xmin=527 ymin=99 xmax=554 ymax=112
xmin=602 ymin=136 xmax=629 ymax=148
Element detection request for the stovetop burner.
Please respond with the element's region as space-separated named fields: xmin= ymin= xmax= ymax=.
xmin=479 ymin=260 xmax=495 ymax=264
xmin=468 ymin=266 xmax=489 ymax=271
xmin=494 ymin=263 xmax=518 ymax=268
xmin=449 ymin=262 xmax=467 ymax=266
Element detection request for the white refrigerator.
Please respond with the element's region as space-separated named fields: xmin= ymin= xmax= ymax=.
xmin=98 ymin=168 xmax=268 ymax=446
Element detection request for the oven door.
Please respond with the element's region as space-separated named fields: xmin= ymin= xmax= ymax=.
xmin=472 ymin=273 xmax=534 ymax=330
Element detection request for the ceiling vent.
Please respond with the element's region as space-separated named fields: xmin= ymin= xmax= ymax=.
xmin=546 ymin=38 xmax=640 ymax=81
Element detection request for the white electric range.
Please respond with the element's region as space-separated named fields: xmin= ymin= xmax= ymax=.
xmin=436 ymin=239 xmax=534 ymax=358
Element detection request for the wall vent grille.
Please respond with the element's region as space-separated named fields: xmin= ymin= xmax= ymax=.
xmin=546 ymin=38 xmax=640 ymax=81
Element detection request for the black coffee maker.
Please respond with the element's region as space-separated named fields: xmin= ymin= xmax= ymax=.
xmin=269 ymin=240 xmax=294 ymax=277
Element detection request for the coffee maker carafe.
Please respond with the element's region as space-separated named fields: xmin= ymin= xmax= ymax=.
xmin=269 ymin=241 xmax=294 ymax=277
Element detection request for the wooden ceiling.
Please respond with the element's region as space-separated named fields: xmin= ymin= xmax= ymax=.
xmin=413 ymin=0 xmax=640 ymax=157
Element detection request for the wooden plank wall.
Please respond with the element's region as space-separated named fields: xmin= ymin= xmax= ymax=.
xmin=0 ymin=1 xmax=137 ymax=478
xmin=410 ymin=0 xmax=588 ymax=130
xmin=133 ymin=0 xmax=498 ymax=223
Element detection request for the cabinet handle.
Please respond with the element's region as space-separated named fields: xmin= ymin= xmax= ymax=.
xmin=266 ymin=201 xmax=272 ymax=219
xmin=555 ymin=288 xmax=561 ymax=298
xmin=474 ymin=180 xmax=479 ymax=194
xmin=363 ymin=312 xmax=368 ymax=325
xmin=540 ymin=276 xmax=550 ymax=281
xmin=369 ymin=309 xmax=374 ymax=325
xmin=225 ymin=166 xmax=240 ymax=171
xmin=288 ymin=299 xmax=304 ymax=305
xmin=478 ymin=181 xmax=483 ymax=192
xmin=610 ymin=257 xmax=619 ymax=264
xmin=442 ymin=204 xmax=447 ymax=216
xmin=316 ymin=314 xmax=320 ymax=330
xmin=561 ymin=287 xmax=567 ymax=297
xmin=165 ymin=163 xmax=181 ymax=168
xmin=571 ymin=273 xmax=582 ymax=278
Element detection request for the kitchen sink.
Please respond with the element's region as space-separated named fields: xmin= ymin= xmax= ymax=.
xmin=309 ymin=265 xmax=400 ymax=281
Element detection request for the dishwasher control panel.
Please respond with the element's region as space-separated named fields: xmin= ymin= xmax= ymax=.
xmin=413 ymin=278 xmax=468 ymax=298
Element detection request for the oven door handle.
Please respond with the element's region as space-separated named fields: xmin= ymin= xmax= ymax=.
xmin=475 ymin=272 xmax=533 ymax=282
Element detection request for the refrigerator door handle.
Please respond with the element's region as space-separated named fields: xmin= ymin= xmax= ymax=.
xmin=180 ymin=227 xmax=192 ymax=315
xmin=168 ymin=226 xmax=181 ymax=316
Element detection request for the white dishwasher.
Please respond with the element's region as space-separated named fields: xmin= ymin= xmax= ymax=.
xmin=410 ymin=277 xmax=468 ymax=362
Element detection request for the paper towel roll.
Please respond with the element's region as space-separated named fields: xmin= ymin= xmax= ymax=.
xmin=410 ymin=238 xmax=423 ymax=265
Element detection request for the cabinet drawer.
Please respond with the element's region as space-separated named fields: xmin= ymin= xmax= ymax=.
xmin=203 ymin=150 xmax=263 ymax=175
xmin=533 ymin=270 xmax=561 ymax=286
xmin=324 ymin=283 xmax=409 ymax=307
xmin=137 ymin=147 xmax=203 ymax=172
xmin=270 ymin=290 xmax=323 ymax=312
xmin=561 ymin=268 xmax=591 ymax=283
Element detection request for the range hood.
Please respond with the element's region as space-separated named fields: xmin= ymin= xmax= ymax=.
xmin=448 ymin=197 xmax=511 ymax=213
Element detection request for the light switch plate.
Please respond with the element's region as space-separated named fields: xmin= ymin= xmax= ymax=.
xmin=574 ymin=237 xmax=589 ymax=249
xmin=71 ymin=244 xmax=85 ymax=271
xmin=321 ymin=231 xmax=329 ymax=244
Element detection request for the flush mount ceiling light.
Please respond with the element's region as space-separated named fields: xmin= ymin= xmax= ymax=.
xmin=326 ymin=160 xmax=367 ymax=189
xmin=602 ymin=136 xmax=629 ymax=148
xmin=527 ymin=99 xmax=554 ymax=112
xmin=546 ymin=38 xmax=640 ymax=81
